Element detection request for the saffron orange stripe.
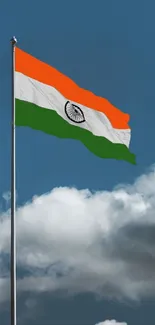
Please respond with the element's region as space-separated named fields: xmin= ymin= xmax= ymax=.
xmin=15 ymin=47 xmax=130 ymax=129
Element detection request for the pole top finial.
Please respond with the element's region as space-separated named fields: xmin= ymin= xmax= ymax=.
xmin=10 ymin=36 xmax=17 ymax=45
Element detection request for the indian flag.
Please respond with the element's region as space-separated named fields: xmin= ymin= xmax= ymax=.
xmin=15 ymin=47 xmax=135 ymax=164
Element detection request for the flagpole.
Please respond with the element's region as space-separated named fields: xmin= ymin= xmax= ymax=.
xmin=10 ymin=36 xmax=17 ymax=325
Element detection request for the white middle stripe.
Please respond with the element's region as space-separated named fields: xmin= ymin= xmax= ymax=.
xmin=15 ymin=72 xmax=131 ymax=147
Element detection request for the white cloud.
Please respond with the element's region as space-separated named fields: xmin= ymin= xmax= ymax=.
xmin=0 ymin=166 xmax=155 ymax=303
xmin=95 ymin=320 xmax=127 ymax=325
xmin=2 ymin=191 xmax=11 ymax=202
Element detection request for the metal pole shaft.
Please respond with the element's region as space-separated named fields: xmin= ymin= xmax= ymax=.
xmin=10 ymin=36 xmax=17 ymax=325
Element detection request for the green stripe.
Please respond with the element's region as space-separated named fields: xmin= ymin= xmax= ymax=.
xmin=15 ymin=99 xmax=136 ymax=164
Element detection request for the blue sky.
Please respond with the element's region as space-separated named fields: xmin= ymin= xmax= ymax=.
xmin=0 ymin=0 xmax=155 ymax=324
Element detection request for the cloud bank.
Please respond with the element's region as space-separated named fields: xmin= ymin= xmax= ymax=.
xmin=95 ymin=320 xmax=127 ymax=325
xmin=95 ymin=319 xmax=127 ymax=325
xmin=0 ymin=165 xmax=155 ymax=303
